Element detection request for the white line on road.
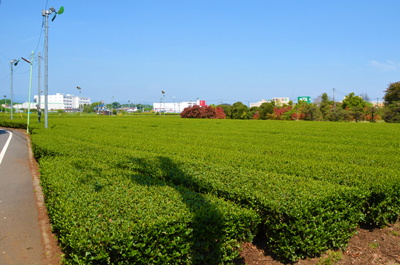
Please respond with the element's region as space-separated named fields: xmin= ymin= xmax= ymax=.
xmin=0 ymin=130 xmax=12 ymax=165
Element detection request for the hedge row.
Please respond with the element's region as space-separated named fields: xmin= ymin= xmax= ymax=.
xmin=2 ymin=115 xmax=399 ymax=262
xmin=39 ymin=156 xmax=260 ymax=264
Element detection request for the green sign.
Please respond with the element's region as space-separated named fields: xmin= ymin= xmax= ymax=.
xmin=298 ymin=96 xmax=311 ymax=103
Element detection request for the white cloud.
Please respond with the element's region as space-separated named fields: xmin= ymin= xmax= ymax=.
xmin=369 ymin=60 xmax=398 ymax=72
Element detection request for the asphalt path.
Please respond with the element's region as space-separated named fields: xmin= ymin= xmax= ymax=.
xmin=0 ymin=128 xmax=43 ymax=265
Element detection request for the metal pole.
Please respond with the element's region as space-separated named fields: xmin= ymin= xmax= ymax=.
xmin=80 ymin=89 xmax=82 ymax=116
xmin=333 ymin=88 xmax=336 ymax=111
xmin=10 ymin=62 xmax=13 ymax=120
xmin=27 ymin=51 xmax=34 ymax=134
xmin=38 ymin=52 xmax=41 ymax=113
xmin=163 ymin=94 xmax=165 ymax=117
xmin=44 ymin=11 xmax=49 ymax=128
xmin=160 ymin=98 xmax=162 ymax=116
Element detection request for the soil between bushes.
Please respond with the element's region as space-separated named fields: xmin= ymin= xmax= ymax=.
xmin=235 ymin=223 xmax=400 ymax=265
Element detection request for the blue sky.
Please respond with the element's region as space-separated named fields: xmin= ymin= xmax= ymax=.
xmin=1 ymin=0 xmax=399 ymax=106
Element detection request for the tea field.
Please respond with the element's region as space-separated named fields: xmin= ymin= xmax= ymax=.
xmin=1 ymin=114 xmax=399 ymax=264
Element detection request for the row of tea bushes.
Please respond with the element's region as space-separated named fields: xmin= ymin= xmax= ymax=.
xmin=39 ymin=156 xmax=261 ymax=264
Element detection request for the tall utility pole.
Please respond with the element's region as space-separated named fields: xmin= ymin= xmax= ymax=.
xmin=77 ymin=86 xmax=82 ymax=116
xmin=42 ymin=6 xmax=64 ymax=128
xmin=110 ymin=96 xmax=114 ymax=115
xmin=38 ymin=52 xmax=41 ymax=111
xmin=159 ymin=98 xmax=162 ymax=116
xmin=333 ymin=88 xmax=336 ymax=111
xmin=3 ymin=95 xmax=6 ymax=113
xmin=43 ymin=8 xmax=52 ymax=128
xmin=9 ymin=59 xmax=18 ymax=120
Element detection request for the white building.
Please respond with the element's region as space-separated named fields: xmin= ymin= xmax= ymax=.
xmin=33 ymin=93 xmax=91 ymax=110
xmin=153 ymin=100 xmax=206 ymax=113
xmin=272 ymin=97 xmax=290 ymax=105
xmin=250 ymin=97 xmax=290 ymax=108
xmin=250 ymin=99 xmax=269 ymax=108
xmin=13 ymin=102 xmax=38 ymax=109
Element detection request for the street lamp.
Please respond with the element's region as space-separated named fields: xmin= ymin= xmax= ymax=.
xmin=9 ymin=59 xmax=19 ymax=120
xmin=128 ymin=100 xmax=131 ymax=115
xmin=77 ymin=86 xmax=82 ymax=116
xmin=162 ymin=91 xmax=165 ymax=116
xmin=21 ymin=53 xmax=34 ymax=133
xmin=111 ymin=96 xmax=114 ymax=115
xmin=42 ymin=6 xmax=64 ymax=128
xmin=3 ymin=95 xmax=6 ymax=113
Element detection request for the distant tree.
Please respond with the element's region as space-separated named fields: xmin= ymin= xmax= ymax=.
xmin=218 ymin=104 xmax=232 ymax=119
xmin=350 ymin=106 xmax=365 ymax=122
xmin=326 ymin=107 xmax=350 ymax=121
xmin=383 ymin=82 xmax=400 ymax=105
xmin=302 ymin=103 xmax=322 ymax=121
xmin=359 ymin=93 xmax=370 ymax=102
xmin=258 ymin=102 xmax=274 ymax=120
xmin=274 ymin=106 xmax=293 ymax=120
xmin=180 ymin=105 xmax=225 ymax=119
xmin=382 ymin=101 xmax=400 ymax=123
xmin=112 ymin=102 xmax=121 ymax=109
xmin=112 ymin=109 xmax=117 ymax=115
xmin=342 ymin=92 xmax=367 ymax=109
xmin=366 ymin=105 xmax=379 ymax=122
xmin=319 ymin=93 xmax=333 ymax=118
xmin=231 ymin=102 xmax=250 ymax=119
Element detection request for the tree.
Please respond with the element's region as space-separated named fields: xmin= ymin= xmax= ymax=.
xmin=218 ymin=104 xmax=232 ymax=119
xmin=301 ymin=103 xmax=322 ymax=121
xmin=326 ymin=107 xmax=350 ymax=121
xmin=342 ymin=92 xmax=367 ymax=109
xmin=383 ymin=82 xmax=400 ymax=105
xmin=258 ymin=102 xmax=274 ymax=120
xmin=359 ymin=93 xmax=370 ymax=102
xmin=230 ymin=102 xmax=250 ymax=119
xmin=366 ymin=105 xmax=379 ymax=122
xmin=382 ymin=101 xmax=400 ymax=123
xmin=350 ymin=106 xmax=365 ymax=122
xmin=319 ymin=92 xmax=333 ymax=118
xmin=180 ymin=105 xmax=225 ymax=119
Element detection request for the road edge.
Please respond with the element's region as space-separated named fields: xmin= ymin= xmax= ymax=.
xmin=24 ymin=130 xmax=63 ymax=265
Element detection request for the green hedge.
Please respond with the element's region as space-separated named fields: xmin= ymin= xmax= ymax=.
xmin=39 ymin=156 xmax=260 ymax=264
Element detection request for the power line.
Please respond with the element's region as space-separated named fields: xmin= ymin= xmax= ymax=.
xmin=0 ymin=53 xmax=12 ymax=60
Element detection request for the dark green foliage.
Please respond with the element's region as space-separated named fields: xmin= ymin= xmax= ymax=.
xmin=1 ymin=115 xmax=400 ymax=262
xmin=40 ymin=157 xmax=260 ymax=264
xmin=383 ymin=101 xmax=400 ymax=123
xmin=384 ymin=81 xmax=400 ymax=105
xmin=342 ymin=93 xmax=367 ymax=109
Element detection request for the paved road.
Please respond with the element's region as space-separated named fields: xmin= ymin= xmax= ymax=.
xmin=0 ymin=128 xmax=43 ymax=265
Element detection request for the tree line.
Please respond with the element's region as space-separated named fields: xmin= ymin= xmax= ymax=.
xmin=181 ymin=82 xmax=400 ymax=123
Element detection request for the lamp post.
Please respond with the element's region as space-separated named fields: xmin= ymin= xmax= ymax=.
xmin=3 ymin=95 xmax=6 ymax=113
xmin=77 ymin=86 xmax=82 ymax=116
xmin=21 ymin=53 xmax=34 ymax=133
xmin=42 ymin=6 xmax=64 ymax=128
xmin=162 ymin=91 xmax=165 ymax=116
xmin=111 ymin=96 xmax=114 ymax=115
xmin=128 ymin=100 xmax=130 ymax=115
xmin=9 ymin=59 xmax=19 ymax=120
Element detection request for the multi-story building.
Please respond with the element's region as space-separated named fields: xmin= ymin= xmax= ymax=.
xmin=153 ymin=100 xmax=206 ymax=113
xmin=250 ymin=97 xmax=290 ymax=108
xmin=250 ymin=99 xmax=269 ymax=108
xmin=32 ymin=93 xmax=91 ymax=110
